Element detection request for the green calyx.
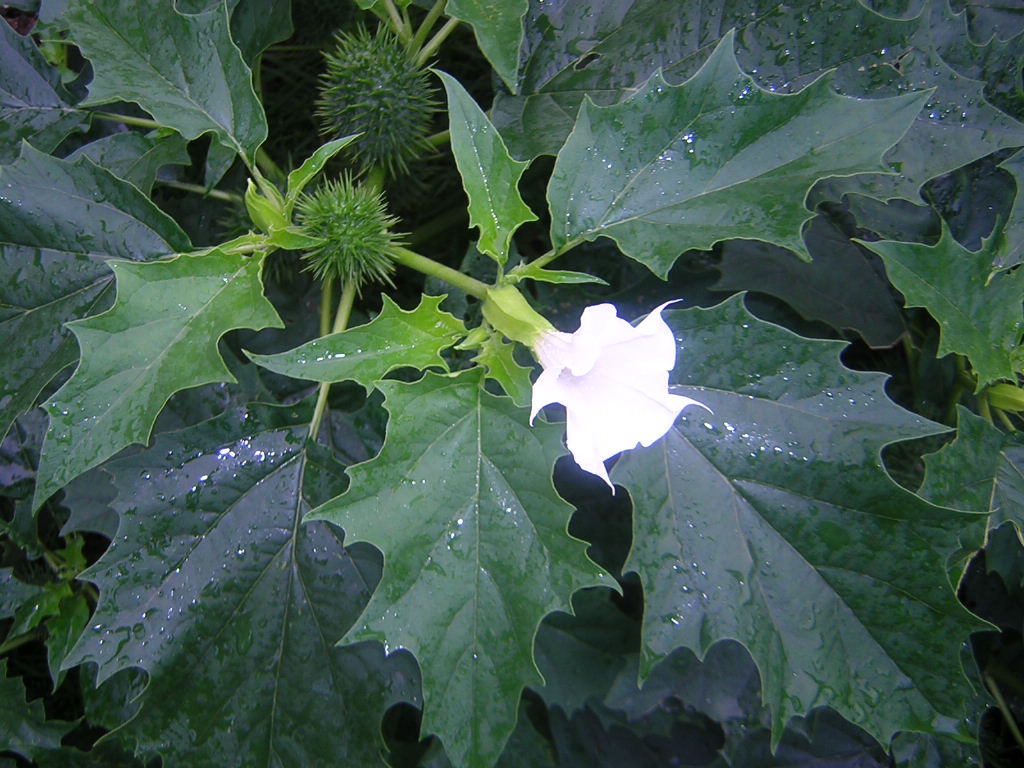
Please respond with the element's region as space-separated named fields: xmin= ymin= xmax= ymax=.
xmin=315 ymin=26 xmax=438 ymax=177
xmin=481 ymin=285 xmax=555 ymax=347
xmin=244 ymin=178 xmax=288 ymax=233
xmin=987 ymin=382 xmax=1024 ymax=413
xmin=296 ymin=175 xmax=403 ymax=292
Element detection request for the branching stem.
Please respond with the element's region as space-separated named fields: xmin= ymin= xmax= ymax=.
xmin=425 ymin=129 xmax=450 ymax=149
xmin=156 ymin=179 xmax=243 ymax=204
xmin=978 ymin=390 xmax=993 ymax=424
xmin=90 ymin=110 xmax=163 ymax=130
xmin=389 ymin=246 xmax=488 ymax=299
xmin=309 ymin=281 xmax=357 ymax=440
xmin=530 ymin=248 xmax=560 ymax=270
xmin=383 ymin=0 xmax=411 ymax=42
xmin=987 ymin=674 xmax=1024 ymax=754
xmin=410 ymin=0 xmax=447 ymax=54
xmin=417 ymin=17 xmax=459 ymax=66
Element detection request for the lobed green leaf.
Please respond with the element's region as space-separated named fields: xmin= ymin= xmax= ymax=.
xmin=66 ymin=0 xmax=267 ymax=161
xmin=919 ymin=405 xmax=1024 ymax=531
xmin=494 ymin=0 xmax=918 ymax=161
xmin=248 ymin=294 xmax=464 ymax=388
xmin=436 ymin=70 xmax=537 ymax=268
xmin=864 ymin=223 xmax=1023 ymax=390
xmin=447 ymin=0 xmax=528 ymax=93
xmin=309 ymin=368 xmax=613 ymax=767
xmin=0 ymin=19 xmax=86 ymax=163
xmin=472 ymin=335 xmax=534 ymax=408
xmin=0 ymin=144 xmax=189 ymax=443
xmin=547 ymin=31 xmax=929 ymax=276
xmin=67 ymin=132 xmax=191 ymax=195
xmin=996 ymin=148 xmax=1024 ymax=269
xmin=613 ymin=295 xmax=988 ymax=747
xmin=64 ymin=403 xmax=418 ymax=767
xmin=0 ymin=660 xmax=75 ymax=761
xmin=34 ymin=245 xmax=282 ymax=509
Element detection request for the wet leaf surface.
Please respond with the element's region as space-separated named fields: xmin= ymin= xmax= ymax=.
xmin=0 ymin=144 xmax=189 ymax=443
xmin=547 ymin=31 xmax=927 ymax=276
xmin=437 ymin=70 xmax=537 ymax=267
xmin=67 ymin=132 xmax=190 ymax=195
xmin=919 ymin=405 xmax=1024 ymax=530
xmin=249 ymin=294 xmax=464 ymax=388
xmin=65 ymin=402 xmax=419 ymax=767
xmin=66 ymin=0 xmax=268 ymax=161
xmin=614 ymin=295 xmax=988 ymax=746
xmin=310 ymin=368 xmax=612 ymax=767
xmin=447 ymin=0 xmax=527 ymax=93
xmin=0 ymin=19 xmax=86 ymax=163
xmin=34 ymin=245 xmax=282 ymax=509
xmin=494 ymin=0 xmax=920 ymax=161
xmin=865 ymin=223 xmax=1023 ymax=389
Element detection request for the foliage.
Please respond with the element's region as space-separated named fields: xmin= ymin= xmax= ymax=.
xmin=1 ymin=1 xmax=1023 ymax=767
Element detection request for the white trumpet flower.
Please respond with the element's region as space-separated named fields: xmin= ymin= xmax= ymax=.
xmin=530 ymin=302 xmax=709 ymax=488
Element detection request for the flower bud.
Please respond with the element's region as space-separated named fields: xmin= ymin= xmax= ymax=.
xmin=244 ymin=178 xmax=288 ymax=233
xmin=987 ymin=382 xmax=1024 ymax=413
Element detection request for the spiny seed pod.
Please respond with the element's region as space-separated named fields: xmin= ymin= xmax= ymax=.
xmin=296 ymin=176 xmax=402 ymax=291
xmin=315 ymin=26 xmax=437 ymax=176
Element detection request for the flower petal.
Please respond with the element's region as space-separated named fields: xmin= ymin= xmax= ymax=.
xmin=529 ymin=300 xmax=706 ymax=488
xmin=563 ymin=404 xmax=613 ymax=486
xmin=530 ymin=366 xmax=564 ymax=423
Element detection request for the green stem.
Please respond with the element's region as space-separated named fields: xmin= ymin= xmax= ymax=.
xmin=410 ymin=0 xmax=447 ymax=53
xmin=945 ymin=378 xmax=964 ymax=425
xmin=320 ymin=278 xmax=334 ymax=337
xmin=530 ymin=248 xmax=560 ymax=271
xmin=994 ymin=406 xmax=1017 ymax=432
xmin=90 ymin=110 xmax=163 ymax=130
xmin=425 ymin=129 xmax=450 ymax=149
xmin=954 ymin=355 xmax=977 ymax=391
xmin=366 ymin=166 xmax=386 ymax=194
xmin=383 ymin=0 xmax=411 ymax=42
xmin=390 ymin=246 xmax=488 ymax=299
xmin=978 ymin=390 xmax=994 ymax=424
xmin=255 ymin=148 xmax=286 ymax=184
xmin=308 ymin=281 xmax=357 ymax=440
xmin=0 ymin=627 xmax=45 ymax=656
xmin=987 ymin=674 xmax=1024 ymax=755
xmin=416 ymin=16 xmax=459 ymax=65
xmin=266 ymin=44 xmax=322 ymax=52
xmin=156 ymin=179 xmax=243 ymax=204
xmin=42 ymin=549 xmax=64 ymax=575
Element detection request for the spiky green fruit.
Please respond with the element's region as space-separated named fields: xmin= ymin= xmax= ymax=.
xmin=315 ymin=27 xmax=437 ymax=176
xmin=296 ymin=176 xmax=402 ymax=291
